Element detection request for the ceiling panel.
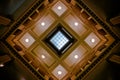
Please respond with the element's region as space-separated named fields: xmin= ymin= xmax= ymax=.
xmin=52 ymin=1 xmax=68 ymax=16
xmin=33 ymin=45 xmax=55 ymax=67
xmin=84 ymin=32 xmax=101 ymax=48
xmin=52 ymin=65 xmax=68 ymax=80
xmin=33 ymin=14 xmax=55 ymax=36
xmin=64 ymin=14 xmax=87 ymax=36
xmin=19 ymin=32 xmax=35 ymax=48
xmin=64 ymin=45 xmax=87 ymax=67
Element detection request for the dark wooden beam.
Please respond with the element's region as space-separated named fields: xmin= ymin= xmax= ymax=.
xmin=110 ymin=15 xmax=120 ymax=25
xmin=0 ymin=16 xmax=11 ymax=25
xmin=109 ymin=55 xmax=120 ymax=64
xmin=0 ymin=55 xmax=11 ymax=64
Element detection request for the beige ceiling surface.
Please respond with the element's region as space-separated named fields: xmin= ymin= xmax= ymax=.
xmin=6 ymin=0 xmax=114 ymax=79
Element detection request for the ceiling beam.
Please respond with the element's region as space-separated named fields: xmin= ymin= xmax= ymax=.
xmin=109 ymin=55 xmax=120 ymax=64
xmin=0 ymin=16 xmax=11 ymax=25
xmin=0 ymin=55 xmax=11 ymax=64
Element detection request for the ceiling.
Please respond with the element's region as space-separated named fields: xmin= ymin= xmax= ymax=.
xmin=1 ymin=0 xmax=119 ymax=80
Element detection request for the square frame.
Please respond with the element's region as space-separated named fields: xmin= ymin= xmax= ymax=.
xmin=43 ymin=24 xmax=76 ymax=57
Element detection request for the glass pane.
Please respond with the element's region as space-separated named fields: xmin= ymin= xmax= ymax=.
xmin=50 ymin=31 xmax=69 ymax=50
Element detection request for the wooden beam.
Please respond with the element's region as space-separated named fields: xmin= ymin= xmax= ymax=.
xmin=110 ymin=15 xmax=120 ymax=25
xmin=109 ymin=55 xmax=120 ymax=64
xmin=0 ymin=16 xmax=11 ymax=25
xmin=0 ymin=55 xmax=11 ymax=64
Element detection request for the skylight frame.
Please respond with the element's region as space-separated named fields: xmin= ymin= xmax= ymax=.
xmin=44 ymin=24 xmax=76 ymax=57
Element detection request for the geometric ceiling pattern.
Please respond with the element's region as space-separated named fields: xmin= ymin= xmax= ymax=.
xmin=43 ymin=24 xmax=76 ymax=57
xmin=1 ymin=0 xmax=118 ymax=80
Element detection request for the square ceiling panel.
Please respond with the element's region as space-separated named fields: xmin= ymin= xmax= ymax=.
xmin=64 ymin=45 xmax=87 ymax=67
xmin=44 ymin=24 xmax=76 ymax=57
xmin=19 ymin=32 xmax=35 ymax=48
xmin=84 ymin=32 xmax=101 ymax=48
xmin=32 ymin=45 xmax=55 ymax=67
xmin=52 ymin=65 xmax=68 ymax=80
xmin=64 ymin=14 xmax=87 ymax=36
xmin=52 ymin=1 xmax=67 ymax=16
xmin=33 ymin=14 xmax=55 ymax=36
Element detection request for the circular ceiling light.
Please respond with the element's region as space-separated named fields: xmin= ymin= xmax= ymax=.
xmin=57 ymin=71 xmax=62 ymax=75
xmin=57 ymin=6 xmax=62 ymax=10
xmin=91 ymin=38 xmax=95 ymax=43
xmin=74 ymin=55 xmax=78 ymax=59
xmin=25 ymin=38 xmax=29 ymax=43
xmin=0 ymin=64 xmax=4 ymax=67
xmin=74 ymin=22 xmax=79 ymax=26
xmin=41 ymin=22 xmax=45 ymax=26
xmin=41 ymin=55 xmax=46 ymax=59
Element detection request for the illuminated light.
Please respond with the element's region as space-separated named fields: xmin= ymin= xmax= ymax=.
xmin=91 ymin=38 xmax=95 ymax=43
xmin=41 ymin=22 xmax=45 ymax=26
xmin=0 ymin=64 xmax=4 ymax=67
xmin=57 ymin=6 xmax=62 ymax=10
xmin=20 ymin=77 xmax=26 ymax=80
xmin=25 ymin=39 xmax=29 ymax=43
xmin=57 ymin=71 xmax=62 ymax=75
xmin=74 ymin=55 xmax=78 ymax=59
xmin=41 ymin=55 xmax=46 ymax=59
xmin=50 ymin=31 xmax=69 ymax=50
xmin=74 ymin=22 xmax=78 ymax=26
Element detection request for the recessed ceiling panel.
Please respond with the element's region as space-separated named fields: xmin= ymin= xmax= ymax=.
xmin=52 ymin=1 xmax=67 ymax=16
xmin=19 ymin=33 xmax=35 ymax=48
xmin=85 ymin=32 xmax=100 ymax=48
xmin=33 ymin=45 xmax=55 ymax=67
xmin=44 ymin=24 xmax=76 ymax=57
xmin=52 ymin=65 xmax=68 ymax=80
xmin=33 ymin=14 xmax=55 ymax=36
xmin=64 ymin=45 xmax=87 ymax=67
xmin=64 ymin=14 xmax=87 ymax=36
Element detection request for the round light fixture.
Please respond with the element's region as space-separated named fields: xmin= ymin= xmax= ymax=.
xmin=91 ymin=38 xmax=95 ymax=43
xmin=41 ymin=22 xmax=45 ymax=26
xmin=41 ymin=55 xmax=45 ymax=59
xmin=74 ymin=22 xmax=78 ymax=26
xmin=57 ymin=6 xmax=62 ymax=10
xmin=25 ymin=39 xmax=29 ymax=43
xmin=74 ymin=55 xmax=78 ymax=59
xmin=57 ymin=71 xmax=62 ymax=75
xmin=0 ymin=64 xmax=4 ymax=67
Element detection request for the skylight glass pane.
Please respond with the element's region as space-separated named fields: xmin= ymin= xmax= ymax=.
xmin=50 ymin=31 xmax=69 ymax=50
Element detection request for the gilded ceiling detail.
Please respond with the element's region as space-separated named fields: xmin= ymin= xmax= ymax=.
xmin=3 ymin=0 xmax=116 ymax=80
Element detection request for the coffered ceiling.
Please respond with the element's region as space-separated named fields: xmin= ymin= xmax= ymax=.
xmin=1 ymin=0 xmax=118 ymax=80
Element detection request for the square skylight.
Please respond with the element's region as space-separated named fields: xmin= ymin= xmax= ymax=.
xmin=50 ymin=31 xmax=69 ymax=50
xmin=44 ymin=24 xmax=76 ymax=57
xmin=52 ymin=1 xmax=67 ymax=16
